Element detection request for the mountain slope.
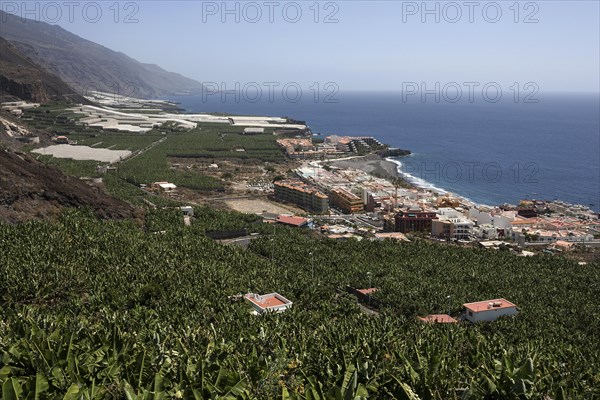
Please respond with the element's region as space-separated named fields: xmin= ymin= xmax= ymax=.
xmin=0 ymin=148 xmax=137 ymax=223
xmin=0 ymin=37 xmax=85 ymax=103
xmin=0 ymin=11 xmax=204 ymax=99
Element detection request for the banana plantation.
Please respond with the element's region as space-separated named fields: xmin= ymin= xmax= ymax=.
xmin=1 ymin=209 xmax=598 ymax=399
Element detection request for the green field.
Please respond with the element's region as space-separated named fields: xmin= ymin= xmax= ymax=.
xmin=0 ymin=209 xmax=598 ymax=399
xmin=68 ymin=133 xmax=164 ymax=151
xmin=32 ymin=155 xmax=103 ymax=178
xmin=117 ymin=125 xmax=283 ymax=190
xmin=163 ymin=124 xmax=284 ymax=162
xmin=101 ymin=173 xmax=180 ymax=208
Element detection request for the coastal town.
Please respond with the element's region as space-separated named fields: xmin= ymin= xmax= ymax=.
xmin=1 ymin=3 xmax=598 ymax=398
xmin=4 ymin=97 xmax=599 ymax=257
xmin=270 ymin=156 xmax=599 ymax=252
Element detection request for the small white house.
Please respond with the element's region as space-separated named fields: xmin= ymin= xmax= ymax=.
xmin=180 ymin=206 xmax=194 ymax=216
xmin=463 ymin=298 xmax=518 ymax=322
xmin=154 ymin=182 xmax=177 ymax=192
xmin=244 ymin=293 xmax=292 ymax=314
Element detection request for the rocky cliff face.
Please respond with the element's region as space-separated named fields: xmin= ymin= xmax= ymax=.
xmin=1 ymin=76 xmax=48 ymax=103
xmin=0 ymin=37 xmax=84 ymax=103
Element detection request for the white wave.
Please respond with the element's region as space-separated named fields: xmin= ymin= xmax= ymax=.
xmin=385 ymin=157 xmax=494 ymax=208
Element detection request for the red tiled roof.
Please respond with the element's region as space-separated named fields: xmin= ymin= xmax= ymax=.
xmin=554 ymin=240 xmax=574 ymax=248
xmin=357 ymin=288 xmax=378 ymax=295
xmin=277 ymin=215 xmax=309 ymax=226
xmin=245 ymin=293 xmax=291 ymax=309
xmin=418 ymin=314 xmax=457 ymax=323
xmin=463 ymin=298 xmax=517 ymax=313
xmin=511 ymin=218 xmax=541 ymax=225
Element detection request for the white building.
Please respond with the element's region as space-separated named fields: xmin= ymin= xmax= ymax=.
xmin=244 ymin=293 xmax=293 ymax=314
xmin=472 ymin=224 xmax=501 ymax=239
xmin=243 ymin=127 xmax=265 ymax=135
xmin=437 ymin=207 xmax=462 ymax=219
xmin=463 ymin=298 xmax=518 ymax=323
xmin=511 ymin=229 xmax=594 ymax=246
xmin=153 ymin=182 xmax=177 ymax=192
xmin=180 ymin=206 xmax=194 ymax=216
xmin=397 ymin=189 xmax=419 ymax=200
xmin=468 ymin=208 xmax=515 ymax=229
xmin=432 ymin=217 xmax=474 ymax=240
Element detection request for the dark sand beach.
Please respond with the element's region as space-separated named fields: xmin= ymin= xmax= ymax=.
xmin=329 ymin=155 xmax=402 ymax=180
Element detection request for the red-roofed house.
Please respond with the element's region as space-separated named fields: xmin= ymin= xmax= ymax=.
xmin=418 ymin=314 xmax=458 ymax=324
xmin=346 ymin=286 xmax=379 ymax=305
xmin=245 ymin=293 xmax=293 ymax=314
xmin=463 ymin=298 xmax=518 ymax=322
xmin=357 ymin=288 xmax=378 ymax=296
xmin=276 ymin=215 xmax=312 ymax=228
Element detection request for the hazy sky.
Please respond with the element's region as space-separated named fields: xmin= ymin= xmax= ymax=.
xmin=6 ymin=1 xmax=600 ymax=92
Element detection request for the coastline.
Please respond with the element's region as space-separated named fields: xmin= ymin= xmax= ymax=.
xmin=167 ymin=96 xmax=599 ymax=214
xmin=327 ymin=154 xmax=486 ymax=209
xmin=169 ymin=93 xmax=600 ymax=213
xmin=328 ymin=154 xmax=403 ymax=181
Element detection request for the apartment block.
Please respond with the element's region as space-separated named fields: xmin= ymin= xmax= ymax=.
xmin=330 ymin=187 xmax=363 ymax=214
xmin=274 ymin=179 xmax=329 ymax=213
xmin=392 ymin=208 xmax=438 ymax=233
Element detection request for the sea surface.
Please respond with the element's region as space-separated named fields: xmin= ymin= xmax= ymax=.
xmin=166 ymin=92 xmax=600 ymax=211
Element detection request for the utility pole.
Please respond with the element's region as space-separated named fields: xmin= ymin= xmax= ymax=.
xmin=447 ymin=295 xmax=451 ymax=315
xmin=309 ymin=251 xmax=314 ymax=280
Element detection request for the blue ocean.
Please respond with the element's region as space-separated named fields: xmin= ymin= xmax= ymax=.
xmin=166 ymin=92 xmax=600 ymax=211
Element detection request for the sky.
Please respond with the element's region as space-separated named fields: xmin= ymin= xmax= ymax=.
xmin=3 ymin=1 xmax=599 ymax=92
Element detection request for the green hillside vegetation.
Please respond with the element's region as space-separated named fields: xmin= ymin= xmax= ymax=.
xmin=34 ymin=157 xmax=103 ymax=178
xmin=101 ymin=174 xmax=180 ymax=209
xmin=162 ymin=124 xmax=283 ymax=162
xmin=67 ymin=133 xmax=164 ymax=151
xmin=1 ymin=209 xmax=598 ymax=399
xmin=117 ymin=125 xmax=283 ymax=190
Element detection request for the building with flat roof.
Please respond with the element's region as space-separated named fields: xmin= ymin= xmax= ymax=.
xmin=244 ymin=293 xmax=292 ymax=314
xmin=54 ymin=135 xmax=69 ymax=144
xmin=325 ymin=135 xmax=384 ymax=154
xmin=153 ymin=182 xmax=177 ymax=192
xmin=180 ymin=206 xmax=194 ymax=216
xmin=511 ymin=228 xmax=594 ymax=245
xmin=463 ymin=298 xmax=518 ymax=323
xmin=418 ymin=314 xmax=458 ymax=324
xmin=243 ymin=127 xmax=265 ymax=135
xmin=330 ymin=187 xmax=363 ymax=214
xmin=357 ymin=288 xmax=378 ymax=296
xmin=276 ymin=215 xmax=311 ymax=228
xmin=346 ymin=286 xmax=379 ymax=306
xmin=391 ymin=209 xmax=438 ymax=233
xmin=373 ymin=232 xmax=410 ymax=242
xmin=274 ymin=179 xmax=329 ymax=213
xmin=432 ymin=218 xmax=474 ymax=241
